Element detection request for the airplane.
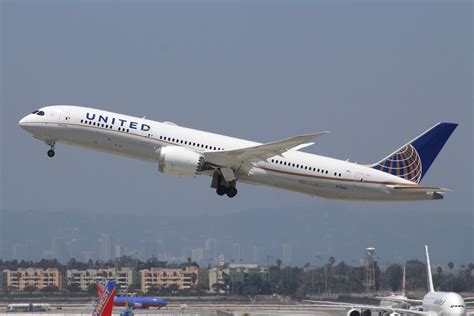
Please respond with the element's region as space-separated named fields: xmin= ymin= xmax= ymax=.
xmin=377 ymin=266 xmax=412 ymax=309
xmin=19 ymin=105 xmax=457 ymax=201
xmin=92 ymin=280 xmax=116 ymax=316
xmin=97 ymin=283 xmax=168 ymax=309
xmin=305 ymin=246 xmax=469 ymax=316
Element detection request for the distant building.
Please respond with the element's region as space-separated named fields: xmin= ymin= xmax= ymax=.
xmin=114 ymin=244 xmax=121 ymax=259
xmin=218 ymin=253 xmax=225 ymax=267
xmin=140 ymin=266 xmax=198 ymax=292
xmin=208 ymin=264 xmax=269 ymax=294
xmin=282 ymin=243 xmax=293 ymax=265
xmin=252 ymin=245 xmax=259 ymax=264
xmin=191 ymin=248 xmax=204 ymax=264
xmin=66 ymin=267 xmax=133 ymax=291
xmin=99 ymin=234 xmax=112 ymax=261
xmin=232 ymin=243 xmax=241 ymax=263
xmin=3 ymin=268 xmax=62 ymax=290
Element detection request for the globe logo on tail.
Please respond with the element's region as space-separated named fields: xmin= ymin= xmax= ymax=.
xmin=373 ymin=144 xmax=422 ymax=183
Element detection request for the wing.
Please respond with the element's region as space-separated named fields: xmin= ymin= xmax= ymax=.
xmin=204 ymin=132 xmax=329 ymax=169
xmin=303 ymin=300 xmax=429 ymax=315
xmin=375 ymin=296 xmax=423 ymax=304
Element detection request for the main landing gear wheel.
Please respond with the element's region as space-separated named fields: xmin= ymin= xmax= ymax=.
xmin=226 ymin=187 xmax=237 ymax=198
xmin=216 ymin=187 xmax=226 ymax=196
xmin=47 ymin=149 xmax=55 ymax=158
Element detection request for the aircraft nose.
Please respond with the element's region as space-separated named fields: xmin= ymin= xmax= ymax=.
xmin=19 ymin=115 xmax=29 ymax=129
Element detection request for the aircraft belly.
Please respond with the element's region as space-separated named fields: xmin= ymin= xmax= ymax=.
xmin=54 ymin=124 xmax=159 ymax=163
xmin=241 ymin=168 xmax=435 ymax=201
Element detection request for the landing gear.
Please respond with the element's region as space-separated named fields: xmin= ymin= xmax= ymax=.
xmin=215 ymin=185 xmax=238 ymax=198
xmin=46 ymin=142 xmax=55 ymax=158
xmin=212 ymin=171 xmax=238 ymax=198
xmin=226 ymin=187 xmax=238 ymax=198
xmin=216 ymin=186 xmax=226 ymax=196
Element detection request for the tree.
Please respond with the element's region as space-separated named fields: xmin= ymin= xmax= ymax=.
xmin=66 ymin=283 xmax=81 ymax=293
xmin=448 ymin=262 xmax=454 ymax=272
xmin=275 ymin=259 xmax=282 ymax=269
xmin=87 ymin=283 xmax=98 ymax=296
xmin=169 ymin=283 xmax=179 ymax=294
xmin=41 ymin=285 xmax=59 ymax=293
xmin=385 ymin=264 xmax=403 ymax=292
xmin=24 ymin=285 xmax=37 ymax=294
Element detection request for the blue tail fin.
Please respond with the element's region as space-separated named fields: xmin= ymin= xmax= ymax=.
xmin=371 ymin=123 xmax=458 ymax=183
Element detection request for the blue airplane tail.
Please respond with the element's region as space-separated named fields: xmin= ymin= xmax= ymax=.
xmin=92 ymin=280 xmax=116 ymax=316
xmin=370 ymin=122 xmax=458 ymax=183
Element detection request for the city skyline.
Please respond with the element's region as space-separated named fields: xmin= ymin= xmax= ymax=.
xmin=0 ymin=208 xmax=471 ymax=266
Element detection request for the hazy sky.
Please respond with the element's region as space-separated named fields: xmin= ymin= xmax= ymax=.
xmin=1 ymin=1 xmax=472 ymax=261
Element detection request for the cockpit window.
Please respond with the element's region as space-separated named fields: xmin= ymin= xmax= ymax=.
xmin=36 ymin=111 xmax=45 ymax=116
xmin=32 ymin=110 xmax=39 ymax=114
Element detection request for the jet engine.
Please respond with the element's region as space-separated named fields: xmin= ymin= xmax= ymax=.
xmin=157 ymin=146 xmax=205 ymax=178
xmin=347 ymin=309 xmax=371 ymax=316
xmin=348 ymin=309 xmax=361 ymax=316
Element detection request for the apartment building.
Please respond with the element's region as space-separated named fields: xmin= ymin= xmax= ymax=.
xmin=209 ymin=264 xmax=269 ymax=293
xmin=3 ymin=268 xmax=62 ymax=290
xmin=66 ymin=267 xmax=133 ymax=291
xmin=140 ymin=265 xmax=198 ymax=292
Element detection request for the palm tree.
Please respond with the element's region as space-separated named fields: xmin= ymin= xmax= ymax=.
xmin=448 ymin=262 xmax=454 ymax=271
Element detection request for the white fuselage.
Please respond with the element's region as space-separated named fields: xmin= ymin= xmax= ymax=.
xmin=422 ymin=291 xmax=466 ymax=316
xmin=19 ymin=105 xmax=439 ymax=201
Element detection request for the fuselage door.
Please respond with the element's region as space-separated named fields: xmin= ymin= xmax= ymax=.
xmin=140 ymin=123 xmax=153 ymax=143
xmin=59 ymin=111 xmax=70 ymax=127
xmin=354 ymin=171 xmax=365 ymax=187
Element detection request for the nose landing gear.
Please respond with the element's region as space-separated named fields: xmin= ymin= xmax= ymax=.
xmin=46 ymin=142 xmax=55 ymax=158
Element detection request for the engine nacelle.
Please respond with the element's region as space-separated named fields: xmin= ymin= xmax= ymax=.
xmin=348 ymin=309 xmax=372 ymax=316
xmin=348 ymin=309 xmax=361 ymax=316
xmin=157 ymin=146 xmax=205 ymax=178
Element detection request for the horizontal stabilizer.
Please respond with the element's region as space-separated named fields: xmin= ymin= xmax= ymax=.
xmin=386 ymin=185 xmax=451 ymax=192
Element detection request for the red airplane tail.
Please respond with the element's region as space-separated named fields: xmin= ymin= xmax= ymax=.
xmin=92 ymin=280 xmax=116 ymax=316
xmin=97 ymin=282 xmax=105 ymax=296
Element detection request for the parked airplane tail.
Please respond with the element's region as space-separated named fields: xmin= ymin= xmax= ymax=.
xmin=370 ymin=122 xmax=458 ymax=183
xmin=97 ymin=282 xmax=104 ymax=296
xmin=425 ymin=245 xmax=435 ymax=293
xmin=92 ymin=280 xmax=116 ymax=316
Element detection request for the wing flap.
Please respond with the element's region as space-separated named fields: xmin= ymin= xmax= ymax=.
xmin=204 ymin=132 xmax=329 ymax=168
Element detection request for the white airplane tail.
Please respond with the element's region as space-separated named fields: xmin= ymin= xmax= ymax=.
xmin=425 ymin=245 xmax=435 ymax=292
xmin=401 ymin=265 xmax=406 ymax=296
